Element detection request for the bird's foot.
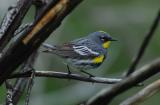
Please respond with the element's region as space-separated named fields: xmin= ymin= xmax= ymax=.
xmin=80 ymin=70 xmax=95 ymax=78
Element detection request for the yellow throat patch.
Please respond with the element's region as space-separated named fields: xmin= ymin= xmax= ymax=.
xmin=103 ymin=41 xmax=111 ymax=49
xmin=93 ymin=55 xmax=105 ymax=64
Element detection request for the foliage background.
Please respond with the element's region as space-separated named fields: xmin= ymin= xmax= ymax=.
xmin=0 ymin=0 xmax=160 ymax=105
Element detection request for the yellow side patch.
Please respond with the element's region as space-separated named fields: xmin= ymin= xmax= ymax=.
xmin=103 ymin=41 xmax=111 ymax=49
xmin=93 ymin=55 xmax=105 ymax=63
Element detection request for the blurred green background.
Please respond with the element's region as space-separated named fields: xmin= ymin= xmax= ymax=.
xmin=0 ymin=0 xmax=160 ymax=105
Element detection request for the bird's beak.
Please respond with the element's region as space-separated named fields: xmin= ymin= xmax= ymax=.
xmin=110 ymin=39 xmax=117 ymax=41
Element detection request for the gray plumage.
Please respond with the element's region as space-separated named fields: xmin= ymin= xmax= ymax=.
xmin=42 ymin=31 xmax=115 ymax=70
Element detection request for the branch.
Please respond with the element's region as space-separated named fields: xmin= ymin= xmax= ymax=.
xmin=12 ymin=52 xmax=38 ymax=105
xmin=9 ymin=71 xmax=121 ymax=84
xmin=126 ymin=9 xmax=160 ymax=76
xmin=33 ymin=0 xmax=50 ymax=19
xmin=120 ymin=79 xmax=160 ymax=105
xmin=5 ymin=1 xmax=54 ymax=105
xmin=0 ymin=0 xmax=83 ymax=86
xmin=0 ymin=0 xmax=33 ymax=51
xmin=86 ymin=58 xmax=160 ymax=105
xmin=5 ymin=81 xmax=14 ymax=105
xmin=11 ymin=79 xmax=28 ymax=105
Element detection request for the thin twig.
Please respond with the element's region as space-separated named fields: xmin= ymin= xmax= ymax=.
xmin=25 ymin=71 xmax=35 ymax=105
xmin=12 ymin=79 xmax=28 ymax=105
xmin=86 ymin=58 xmax=160 ymax=105
xmin=120 ymin=79 xmax=160 ymax=105
xmin=14 ymin=24 xmax=32 ymax=36
xmin=9 ymin=71 xmax=122 ymax=84
xmin=126 ymin=9 xmax=160 ymax=76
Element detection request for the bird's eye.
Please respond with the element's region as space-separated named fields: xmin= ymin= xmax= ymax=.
xmin=100 ymin=36 xmax=108 ymax=42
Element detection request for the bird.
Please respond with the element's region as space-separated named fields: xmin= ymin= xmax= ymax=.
xmin=42 ymin=31 xmax=116 ymax=77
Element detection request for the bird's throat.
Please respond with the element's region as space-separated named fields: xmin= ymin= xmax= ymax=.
xmin=102 ymin=41 xmax=111 ymax=49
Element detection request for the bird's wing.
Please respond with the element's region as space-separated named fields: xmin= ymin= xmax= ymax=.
xmin=43 ymin=43 xmax=99 ymax=59
xmin=72 ymin=45 xmax=99 ymax=56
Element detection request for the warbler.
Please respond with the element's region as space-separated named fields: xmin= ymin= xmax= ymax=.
xmin=42 ymin=31 xmax=116 ymax=76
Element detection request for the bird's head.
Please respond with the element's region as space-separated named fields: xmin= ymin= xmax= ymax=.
xmin=89 ymin=31 xmax=117 ymax=49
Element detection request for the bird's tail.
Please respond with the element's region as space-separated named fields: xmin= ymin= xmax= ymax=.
xmin=42 ymin=43 xmax=57 ymax=53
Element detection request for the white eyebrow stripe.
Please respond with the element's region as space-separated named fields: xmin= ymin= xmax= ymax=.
xmin=73 ymin=45 xmax=99 ymax=56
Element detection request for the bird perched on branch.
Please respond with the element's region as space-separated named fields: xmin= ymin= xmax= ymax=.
xmin=42 ymin=31 xmax=116 ymax=77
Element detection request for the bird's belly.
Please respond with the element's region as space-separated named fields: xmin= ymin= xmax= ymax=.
xmin=66 ymin=58 xmax=103 ymax=70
